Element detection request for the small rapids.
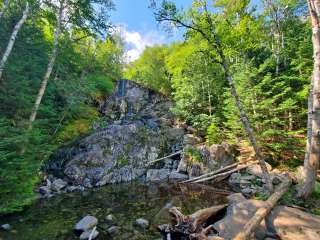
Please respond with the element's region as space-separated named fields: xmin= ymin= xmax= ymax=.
xmin=0 ymin=182 xmax=229 ymax=240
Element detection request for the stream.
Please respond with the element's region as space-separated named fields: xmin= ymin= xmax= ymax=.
xmin=0 ymin=182 xmax=229 ymax=240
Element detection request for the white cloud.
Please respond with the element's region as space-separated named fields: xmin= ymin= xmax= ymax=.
xmin=114 ymin=25 xmax=166 ymax=62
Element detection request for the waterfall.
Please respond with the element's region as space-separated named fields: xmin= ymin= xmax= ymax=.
xmin=117 ymin=79 xmax=127 ymax=97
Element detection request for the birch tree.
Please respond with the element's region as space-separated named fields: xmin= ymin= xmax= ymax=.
xmin=28 ymin=0 xmax=114 ymax=127
xmin=0 ymin=1 xmax=29 ymax=80
xmin=299 ymin=0 xmax=320 ymax=199
xmin=28 ymin=0 xmax=64 ymax=126
xmin=152 ymin=0 xmax=273 ymax=192
xmin=0 ymin=0 xmax=10 ymax=19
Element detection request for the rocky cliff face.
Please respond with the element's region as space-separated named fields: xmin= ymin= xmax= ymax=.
xmin=45 ymin=80 xmax=185 ymax=187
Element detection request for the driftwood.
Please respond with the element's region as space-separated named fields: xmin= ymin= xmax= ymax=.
xmin=147 ymin=151 xmax=182 ymax=166
xmin=192 ymin=162 xmax=257 ymax=184
xmin=233 ymin=177 xmax=292 ymax=240
xmin=182 ymin=159 xmax=256 ymax=184
xmin=158 ymin=205 xmax=227 ymax=240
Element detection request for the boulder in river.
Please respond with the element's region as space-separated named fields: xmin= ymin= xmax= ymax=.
xmin=51 ymin=179 xmax=67 ymax=192
xmin=135 ymin=218 xmax=149 ymax=229
xmin=74 ymin=216 xmax=98 ymax=232
xmin=1 ymin=224 xmax=11 ymax=231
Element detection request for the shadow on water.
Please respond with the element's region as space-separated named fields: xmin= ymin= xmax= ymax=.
xmin=0 ymin=182 xmax=229 ymax=240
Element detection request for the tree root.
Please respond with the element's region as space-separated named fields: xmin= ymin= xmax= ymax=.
xmin=158 ymin=204 xmax=227 ymax=239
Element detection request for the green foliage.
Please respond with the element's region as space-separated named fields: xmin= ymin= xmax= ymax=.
xmin=184 ymin=146 xmax=202 ymax=164
xmin=0 ymin=0 xmax=123 ymax=214
xmin=124 ymin=45 xmax=171 ymax=95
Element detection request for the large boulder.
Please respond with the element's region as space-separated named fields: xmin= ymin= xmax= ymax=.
xmin=177 ymin=143 xmax=237 ymax=177
xmin=74 ymin=216 xmax=98 ymax=232
xmin=213 ymin=194 xmax=320 ymax=240
xmin=267 ymin=206 xmax=320 ymax=240
xmin=213 ymin=199 xmax=269 ymax=240
xmin=45 ymin=80 xmax=185 ymax=187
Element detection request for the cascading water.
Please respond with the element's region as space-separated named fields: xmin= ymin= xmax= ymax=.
xmin=117 ymin=79 xmax=127 ymax=97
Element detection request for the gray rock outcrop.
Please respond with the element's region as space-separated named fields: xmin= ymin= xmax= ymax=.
xmin=45 ymin=80 xmax=185 ymax=187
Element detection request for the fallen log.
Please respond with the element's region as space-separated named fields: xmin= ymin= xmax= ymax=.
xmin=233 ymin=177 xmax=291 ymax=240
xmin=193 ymin=162 xmax=257 ymax=184
xmin=182 ymin=159 xmax=256 ymax=184
xmin=158 ymin=204 xmax=227 ymax=239
xmin=147 ymin=151 xmax=182 ymax=166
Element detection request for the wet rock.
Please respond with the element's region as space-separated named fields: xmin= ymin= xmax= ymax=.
xmin=51 ymin=179 xmax=67 ymax=192
xmin=66 ymin=185 xmax=79 ymax=192
xmin=146 ymin=169 xmax=170 ymax=182
xmin=1 ymin=224 xmax=11 ymax=231
xmin=45 ymin=80 xmax=184 ymax=187
xmin=107 ymin=226 xmax=120 ymax=234
xmin=74 ymin=216 xmax=98 ymax=232
xmin=135 ymin=218 xmax=149 ymax=229
xmin=169 ymin=171 xmax=189 ymax=181
xmin=105 ymin=214 xmax=114 ymax=222
xmin=82 ymin=178 xmax=93 ymax=188
xmin=38 ymin=186 xmax=51 ymax=195
xmin=79 ymin=228 xmax=99 ymax=240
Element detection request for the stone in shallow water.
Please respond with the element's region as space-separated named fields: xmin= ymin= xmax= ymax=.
xmin=107 ymin=226 xmax=120 ymax=234
xmin=79 ymin=228 xmax=99 ymax=240
xmin=74 ymin=216 xmax=98 ymax=232
xmin=38 ymin=186 xmax=51 ymax=195
xmin=1 ymin=224 xmax=11 ymax=231
xmin=51 ymin=179 xmax=67 ymax=192
xmin=135 ymin=218 xmax=149 ymax=229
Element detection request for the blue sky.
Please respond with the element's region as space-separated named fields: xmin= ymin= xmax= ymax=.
xmin=111 ymin=0 xmax=193 ymax=62
xmin=111 ymin=0 xmax=260 ymax=62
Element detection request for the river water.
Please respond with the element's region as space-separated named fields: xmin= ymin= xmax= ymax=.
xmin=0 ymin=182 xmax=229 ymax=240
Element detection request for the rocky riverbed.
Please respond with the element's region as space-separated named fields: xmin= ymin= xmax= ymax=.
xmin=0 ymin=182 xmax=229 ymax=240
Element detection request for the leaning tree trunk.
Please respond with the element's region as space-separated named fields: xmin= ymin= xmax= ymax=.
xmin=0 ymin=0 xmax=10 ymax=19
xmin=222 ymin=63 xmax=273 ymax=192
xmin=299 ymin=0 xmax=320 ymax=199
xmin=0 ymin=2 xmax=29 ymax=80
xmin=28 ymin=2 xmax=63 ymax=127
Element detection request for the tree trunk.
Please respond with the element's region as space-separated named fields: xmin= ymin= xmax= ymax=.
xmin=0 ymin=0 xmax=10 ymax=19
xmin=28 ymin=1 xmax=63 ymax=127
xmin=222 ymin=63 xmax=273 ymax=192
xmin=234 ymin=177 xmax=291 ymax=240
xmin=299 ymin=0 xmax=320 ymax=199
xmin=0 ymin=1 xmax=29 ymax=80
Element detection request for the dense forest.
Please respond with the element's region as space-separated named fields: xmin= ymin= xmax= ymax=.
xmin=0 ymin=0 xmax=320 ymax=237
xmin=0 ymin=0 xmax=123 ymax=213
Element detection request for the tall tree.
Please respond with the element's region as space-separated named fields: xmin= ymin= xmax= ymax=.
xmin=28 ymin=0 xmax=114 ymax=127
xmin=299 ymin=0 xmax=320 ymax=199
xmin=0 ymin=1 xmax=29 ymax=80
xmin=28 ymin=0 xmax=64 ymax=126
xmin=152 ymin=0 xmax=273 ymax=192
